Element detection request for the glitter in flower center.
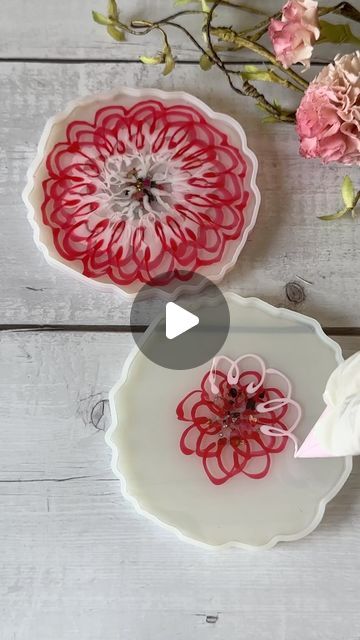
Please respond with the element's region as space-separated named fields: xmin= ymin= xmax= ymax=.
xmin=176 ymin=354 xmax=302 ymax=485
xmin=217 ymin=387 xmax=260 ymax=445
xmin=41 ymin=100 xmax=251 ymax=286
xmin=94 ymin=150 xmax=197 ymax=223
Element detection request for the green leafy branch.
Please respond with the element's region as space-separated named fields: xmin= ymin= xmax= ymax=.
xmin=319 ymin=176 xmax=360 ymax=220
xmin=92 ymin=0 xmax=360 ymax=123
xmin=138 ymin=29 xmax=175 ymax=75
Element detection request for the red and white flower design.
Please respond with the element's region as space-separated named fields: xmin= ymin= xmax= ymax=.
xmin=41 ymin=100 xmax=251 ymax=287
xmin=176 ymin=355 xmax=301 ymax=485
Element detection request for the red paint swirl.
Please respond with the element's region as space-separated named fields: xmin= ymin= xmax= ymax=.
xmin=41 ymin=100 xmax=250 ymax=287
xmin=176 ymin=364 xmax=299 ymax=485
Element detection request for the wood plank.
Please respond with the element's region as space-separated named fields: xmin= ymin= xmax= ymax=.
xmin=1 ymin=61 xmax=359 ymax=326
xmin=1 ymin=0 xmax=357 ymax=62
xmin=0 ymin=331 xmax=359 ymax=639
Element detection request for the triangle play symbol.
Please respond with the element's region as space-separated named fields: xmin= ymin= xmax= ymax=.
xmin=165 ymin=302 xmax=199 ymax=340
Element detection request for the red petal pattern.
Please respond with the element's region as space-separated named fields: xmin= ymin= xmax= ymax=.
xmin=176 ymin=361 xmax=300 ymax=485
xmin=41 ymin=100 xmax=250 ymax=287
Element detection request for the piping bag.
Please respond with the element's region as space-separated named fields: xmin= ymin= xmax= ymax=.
xmin=296 ymin=351 xmax=360 ymax=458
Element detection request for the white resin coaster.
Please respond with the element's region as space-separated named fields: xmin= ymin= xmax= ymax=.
xmin=23 ymin=88 xmax=260 ymax=299
xmin=108 ymin=294 xmax=352 ymax=549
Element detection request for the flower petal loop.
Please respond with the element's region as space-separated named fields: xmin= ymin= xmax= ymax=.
xmin=41 ymin=100 xmax=251 ymax=286
xmin=176 ymin=354 xmax=302 ymax=485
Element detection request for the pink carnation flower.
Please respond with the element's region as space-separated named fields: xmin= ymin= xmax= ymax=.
xmin=296 ymin=51 xmax=360 ymax=165
xmin=269 ymin=0 xmax=320 ymax=69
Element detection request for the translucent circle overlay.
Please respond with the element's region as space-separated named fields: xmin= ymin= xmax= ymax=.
xmin=130 ymin=272 xmax=230 ymax=370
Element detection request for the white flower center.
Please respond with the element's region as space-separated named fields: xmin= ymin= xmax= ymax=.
xmin=93 ymin=150 xmax=196 ymax=223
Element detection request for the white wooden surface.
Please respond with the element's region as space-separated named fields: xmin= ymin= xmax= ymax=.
xmin=1 ymin=332 xmax=360 ymax=640
xmin=1 ymin=60 xmax=359 ymax=326
xmin=1 ymin=0 xmax=356 ymax=62
xmin=1 ymin=1 xmax=360 ymax=639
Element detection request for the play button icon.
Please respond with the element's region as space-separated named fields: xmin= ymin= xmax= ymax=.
xmin=130 ymin=272 xmax=230 ymax=370
xmin=165 ymin=303 xmax=199 ymax=340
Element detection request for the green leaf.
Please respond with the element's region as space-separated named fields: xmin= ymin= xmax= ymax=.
xmin=140 ymin=33 xmax=175 ymax=75
xmin=161 ymin=35 xmax=175 ymax=76
xmin=92 ymin=11 xmax=114 ymax=26
xmin=107 ymin=0 xmax=119 ymax=20
xmin=319 ymin=206 xmax=349 ymax=221
xmin=242 ymin=65 xmax=295 ymax=87
xmin=241 ymin=68 xmax=274 ymax=82
xmin=262 ymin=115 xmax=279 ymax=124
xmin=107 ymin=25 xmax=125 ymax=41
xmin=139 ymin=54 xmax=165 ymax=65
xmin=199 ymin=52 xmax=214 ymax=70
xmin=318 ymin=20 xmax=360 ymax=45
xmin=174 ymin=0 xmax=192 ymax=5
xmin=200 ymin=0 xmax=211 ymax=12
xmin=163 ymin=50 xmax=175 ymax=75
xmin=341 ymin=175 xmax=355 ymax=208
xmin=256 ymin=102 xmax=269 ymax=113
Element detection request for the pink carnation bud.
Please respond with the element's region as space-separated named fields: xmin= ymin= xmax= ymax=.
xmin=268 ymin=0 xmax=320 ymax=69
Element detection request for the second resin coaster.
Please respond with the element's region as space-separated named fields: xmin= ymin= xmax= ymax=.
xmin=107 ymin=294 xmax=352 ymax=549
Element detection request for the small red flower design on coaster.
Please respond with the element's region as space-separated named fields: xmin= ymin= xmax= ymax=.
xmin=41 ymin=100 xmax=251 ymax=287
xmin=176 ymin=355 xmax=301 ymax=485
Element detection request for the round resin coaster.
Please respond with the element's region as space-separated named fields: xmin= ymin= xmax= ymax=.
xmin=108 ymin=294 xmax=352 ymax=549
xmin=23 ymin=88 xmax=260 ymax=298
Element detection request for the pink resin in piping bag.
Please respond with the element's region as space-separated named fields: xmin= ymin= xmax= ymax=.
xmin=296 ymin=351 xmax=360 ymax=458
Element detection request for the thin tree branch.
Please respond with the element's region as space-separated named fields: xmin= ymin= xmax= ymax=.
xmin=205 ymin=0 xmax=296 ymax=122
xmin=211 ymin=26 xmax=309 ymax=89
xmin=207 ymin=0 xmax=269 ymax=15
xmin=319 ymin=2 xmax=360 ymax=21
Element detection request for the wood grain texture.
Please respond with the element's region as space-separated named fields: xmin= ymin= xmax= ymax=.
xmin=1 ymin=3 xmax=360 ymax=638
xmin=1 ymin=0 xmax=358 ymax=62
xmin=0 ymin=331 xmax=359 ymax=640
xmin=0 ymin=61 xmax=359 ymax=326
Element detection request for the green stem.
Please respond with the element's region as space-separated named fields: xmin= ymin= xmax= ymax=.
xmin=242 ymin=81 xmax=296 ymax=122
xmin=228 ymin=67 xmax=303 ymax=93
xmin=161 ymin=19 xmax=224 ymax=64
xmin=131 ymin=9 xmax=207 ymax=30
xmin=110 ymin=3 xmax=301 ymax=122
xmin=207 ymin=0 xmax=269 ymax=15
xmin=204 ymin=1 xmax=296 ymax=122
xmin=114 ymin=19 xmax=154 ymax=36
xmin=211 ymin=26 xmax=309 ymax=89
xmin=271 ymin=74 xmax=304 ymax=93
xmin=319 ymin=2 xmax=360 ymax=21
xmin=235 ymin=12 xmax=281 ymax=38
